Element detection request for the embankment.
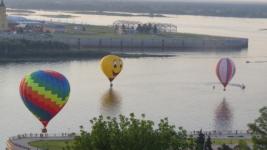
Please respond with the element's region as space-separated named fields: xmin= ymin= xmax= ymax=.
xmin=71 ymin=37 xmax=248 ymax=50
xmin=0 ymin=33 xmax=248 ymax=62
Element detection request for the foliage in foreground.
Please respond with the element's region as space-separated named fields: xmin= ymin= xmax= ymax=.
xmin=248 ymin=106 xmax=267 ymax=150
xmin=65 ymin=113 xmax=194 ymax=150
xmin=216 ymin=140 xmax=251 ymax=150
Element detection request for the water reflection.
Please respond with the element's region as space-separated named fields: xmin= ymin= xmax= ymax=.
xmin=214 ymin=98 xmax=233 ymax=131
xmin=100 ymin=89 xmax=121 ymax=117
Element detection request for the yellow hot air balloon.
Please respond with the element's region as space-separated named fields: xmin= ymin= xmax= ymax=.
xmin=100 ymin=55 xmax=123 ymax=87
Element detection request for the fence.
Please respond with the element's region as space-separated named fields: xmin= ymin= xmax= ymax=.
xmin=7 ymin=133 xmax=75 ymax=150
xmin=189 ymin=130 xmax=251 ymax=139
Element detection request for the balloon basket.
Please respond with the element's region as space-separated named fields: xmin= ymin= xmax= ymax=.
xmin=42 ymin=128 xmax=47 ymax=133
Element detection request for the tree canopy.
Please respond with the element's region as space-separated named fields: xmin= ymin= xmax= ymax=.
xmin=248 ymin=107 xmax=267 ymax=150
xmin=66 ymin=113 xmax=195 ymax=150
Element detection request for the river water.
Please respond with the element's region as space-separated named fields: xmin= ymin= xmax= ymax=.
xmin=2 ymin=10 xmax=267 ymax=148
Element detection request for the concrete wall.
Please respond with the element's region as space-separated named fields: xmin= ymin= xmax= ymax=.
xmin=74 ymin=38 xmax=248 ymax=50
xmin=0 ymin=33 xmax=248 ymax=50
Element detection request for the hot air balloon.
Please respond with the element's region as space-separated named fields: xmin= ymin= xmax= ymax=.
xmin=100 ymin=55 xmax=123 ymax=87
xmin=216 ymin=58 xmax=236 ymax=91
xmin=19 ymin=70 xmax=70 ymax=133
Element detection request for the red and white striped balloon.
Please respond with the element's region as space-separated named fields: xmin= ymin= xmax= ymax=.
xmin=216 ymin=58 xmax=236 ymax=90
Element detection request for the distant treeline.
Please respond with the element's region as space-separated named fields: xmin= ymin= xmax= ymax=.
xmin=7 ymin=1 xmax=267 ymax=18
xmin=136 ymin=24 xmax=158 ymax=34
xmin=115 ymin=23 xmax=159 ymax=34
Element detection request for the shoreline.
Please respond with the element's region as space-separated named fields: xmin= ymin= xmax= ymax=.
xmin=0 ymin=22 xmax=248 ymax=62
xmin=0 ymin=33 xmax=248 ymax=53
xmin=0 ymin=50 xmax=175 ymax=63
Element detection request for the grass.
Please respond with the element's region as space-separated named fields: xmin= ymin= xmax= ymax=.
xmin=29 ymin=140 xmax=74 ymax=150
xmin=50 ymin=24 xmax=231 ymax=40
xmin=213 ymin=138 xmax=252 ymax=145
xmin=28 ymin=138 xmax=252 ymax=150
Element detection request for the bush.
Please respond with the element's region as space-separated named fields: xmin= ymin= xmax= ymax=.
xmin=66 ymin=113 xmax=194 ymax=150
xmin=248 ymin=107 xmax=267 ymax=150
xmin=233 ymin=140 xmax=251 ymax=150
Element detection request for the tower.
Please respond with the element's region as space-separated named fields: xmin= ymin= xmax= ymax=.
xmin=0 ymin=0 xmax=7 ymax=31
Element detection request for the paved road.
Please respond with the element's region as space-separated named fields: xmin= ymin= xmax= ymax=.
xmin=7 ymin=134 xmax=75 ymax=150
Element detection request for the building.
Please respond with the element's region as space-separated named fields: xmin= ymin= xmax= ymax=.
xmin=0 ymin=0 xmax=8 ymax=31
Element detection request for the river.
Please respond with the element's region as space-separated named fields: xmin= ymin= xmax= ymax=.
xmin=2 ymin=10 xmax=267 ymax=148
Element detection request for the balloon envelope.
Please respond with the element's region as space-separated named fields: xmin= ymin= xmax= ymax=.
xmin=216 ymin=58 xmax=236 ymax=89
xmin=100 ymin=55 xmax=123 ymax=82
xmin=19 ymin=70 xmax=70 ymax=129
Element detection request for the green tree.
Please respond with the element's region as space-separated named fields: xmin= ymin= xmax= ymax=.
xmin=248 ymin=107 xmax=267 ymax=150
xmin=136 ymin=24 xmax=142 ymax=33
xmin=205 ymin=136 xmax=213 ymax=150
xmin=196 ymin=130 xmax=205 ymax=150
xmin=153 ymin=25 xmax=158 ymax=34
xmin=218 ymin=144 xmax=232 ymax=150
xmin=68 ymin=113 xmax=194 ymax=150
xmin=233 ymin=140 xmax=251 ymax=150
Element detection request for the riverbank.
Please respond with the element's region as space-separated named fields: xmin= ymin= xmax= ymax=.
xmin=0 ymin=22 xmax=248 ymax=62
xmin=0 ymin=24 xmax=248 ymax=57
xmin=43 ymin=24 xmax=249 ymax=51
xmin=0 ymin=46 xmax=174 ymax=63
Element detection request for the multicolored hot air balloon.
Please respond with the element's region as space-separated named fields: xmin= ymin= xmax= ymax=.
xmin=216 ymin=58 xmax=236 ymax=90
xmin=100 ymin=55 xmax=123 ymax=87
xmin=19 ymin=70 xmax=70 ymax=133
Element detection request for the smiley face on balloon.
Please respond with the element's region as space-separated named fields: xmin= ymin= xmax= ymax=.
xmin=100 ymin=55 xmax=123 ymax=83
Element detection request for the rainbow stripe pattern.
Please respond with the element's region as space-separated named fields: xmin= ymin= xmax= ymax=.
xmin=19 ymin=70 xmax=70 ymax=128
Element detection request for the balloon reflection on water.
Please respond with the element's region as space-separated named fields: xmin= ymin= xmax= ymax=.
xmin=100 ymin=89 xmax=121 ymax=117
xmin=214 ymin=98 xmax=233 ymax=132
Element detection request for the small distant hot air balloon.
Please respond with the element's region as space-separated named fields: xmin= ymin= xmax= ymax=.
xmin=100 ymin=55 xmax=123 ymax=87
xmin=19 ymin=70 xmax=70 ymax=133
xmin=216 ymin=58 xmax=236 ymax=91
